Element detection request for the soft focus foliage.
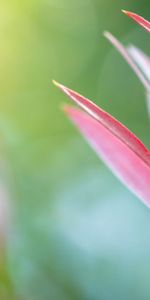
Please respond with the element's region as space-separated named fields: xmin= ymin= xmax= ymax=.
xmin=0 ymin=1 xmax=150 ymax=300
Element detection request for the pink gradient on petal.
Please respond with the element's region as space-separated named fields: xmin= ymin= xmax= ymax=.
xmin=64 ymin=105 xmax=150 ymax=207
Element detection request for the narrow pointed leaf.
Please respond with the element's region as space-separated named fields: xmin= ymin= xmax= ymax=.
xmin=53 ymin=80 xmax=150 ymax=166
xmin=63 ymin=105 xmax=150 ymax=207
xmin=104 ymin=31 xmax=150 ymax=91
xmin=122 ymin=10 xmax=150 ymax=33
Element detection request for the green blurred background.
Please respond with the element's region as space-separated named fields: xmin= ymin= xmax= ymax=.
xmin=0 ymin=0 xmax=150 ymax=299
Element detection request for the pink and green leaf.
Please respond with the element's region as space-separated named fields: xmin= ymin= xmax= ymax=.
xmin=53 ymin=81 xmax=150 ymax=207
xmin=122 ymin=10 xmax=150 ymax=33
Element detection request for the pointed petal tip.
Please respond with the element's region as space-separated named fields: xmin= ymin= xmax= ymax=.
xmin=61 ymin=104 xmax=81 ymax=125
xmin=52 ymin=79 xmax=69 ymax=95
xmin=103 ymin=30 xmax=108 ymax=36
xmin=103 ymin=31 xmax=115 ymax=43
xmin=121 ymin=9 xmax=136 ymax=17
xmin=52 ymin=79 xmax=61 ymax=88
xmin=103 ymin=31 xmax=110 ymax=38
xmin=61 ymin=103 xmax=78 ymax=116
xmin=122 ymin=9 xmax=130 ymax=15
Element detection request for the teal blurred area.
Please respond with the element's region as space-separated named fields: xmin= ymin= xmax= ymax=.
xmin=0 ymin=0 xmax=150 ymax=299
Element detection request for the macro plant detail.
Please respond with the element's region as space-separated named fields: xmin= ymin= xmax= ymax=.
xmin=54 ymin=10 xmax=150 ymax=207
xmin=123 ymin=10 xmax=150 ymax=32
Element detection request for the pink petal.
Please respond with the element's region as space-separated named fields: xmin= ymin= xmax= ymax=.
xmin=64 ymin=105 xmax=150 ymax=207
xmin=122 ymin=10 xmax=150 ymax=33
xmin=53 ymin=81 xmax=150 ymax=168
